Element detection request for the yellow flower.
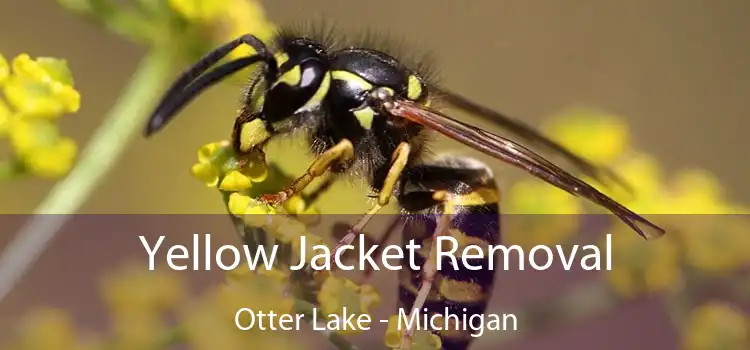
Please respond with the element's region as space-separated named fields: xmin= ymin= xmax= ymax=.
xmin=168 ymin=0 xmax=226 ymax=23
xmin=0 ymin=53 xmax=80 ymax=180
xmin=0 ymin=53 xmax=8 ymax=85
xmin=7 ymin=118 xmax=78 ymax=178
xmin=15 ymin=309 xmax=79 ymax=350
xmin=190 ymin=162 xmax=219 ymax=187
xmin=283 ymin=194 xmax=306 ymax=214
xmin=111 ymin=311 xmax=165 ymax=350
xmin=665 ymin=169 xmax=732 ymax=214
xmin=678 ymin=215 xmax=750 ymax=273
xmin=318 ymin=276 xmax=381 ymax=326
xmin=227 ymin=192 xmax=253 ymax=216
xmin=507 ymin=179 xmax=582 ymax=215
xmin=505 ymin=179 xmax=582 ymax=248
xmin=190 ymin=141 xmax=268 ymax=189
xmin=219 ymin=170 xmax=253 ymax=191
xmin=272 ymin=215 xmax=309 ymax=244
xmin=0 ymin=98 xmax=12 ymax=135
xmin=23 ymin=137 xmax=77 ymax=178
xmin=197 ymin=141 xmax=226 ymax=163
xmin=384 ymin=315 xmax=442 ymax=350
xmin=542 ymin=108 xmax=631 ymax=164
xmin=101 ymin=263 xmax=185 ymax=317
xmin=219 ymin=0 xmax=278 ymax=60
xmin=292 ymin=233 xmax=327 ymax=266
xmin=182 ymin=271 xmax=300 ymax=350
xmin=683 ymin=302 xmax=748 ymax=350
xmin=596 ymin=152 xmax=666 ymax=213
xmin=4 ymin=54 xmax=80 ymax=118
xmin=603 ymin=226 xmax=682 ymax=298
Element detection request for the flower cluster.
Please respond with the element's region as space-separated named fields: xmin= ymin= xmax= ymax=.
xmin=518 ymin=107 xmax=749 ymax=347
xmin=0 ymin=53 xmax=80 ymax=179
xmin=190 ymin=140 xmax=383 ymax=341
xmin=3 ymin=262 xmax=309 ymax=350
xmin=683 ymin=301 xmax=749 ymax=350
xmin=384 ymin=315 xmax=442 ymax=350
xmin=503 ymin=108 xmax=750 ymax=296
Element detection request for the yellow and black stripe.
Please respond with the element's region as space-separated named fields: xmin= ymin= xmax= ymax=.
xmin=397 ymin=156 xmax=500 ymax=350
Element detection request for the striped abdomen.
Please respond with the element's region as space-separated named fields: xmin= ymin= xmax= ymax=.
xmin=396 ymin=156 xmax=501 ymax=350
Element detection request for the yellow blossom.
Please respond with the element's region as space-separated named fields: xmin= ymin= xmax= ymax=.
xmin=678 ymin=215 xmax=750 ymax=273
xmin=283 ymin=194 xmax=306 ymax=214
xmin=182 ymin=271 xmax=299 ymax=350
xmin=190 ymin=162 xmax=219 ymax=187
xmin=227 ymin=192 xmax=253 ymax=216
xmin=0 ymin=98 xmax=12 ymax=135
xmin=272 ymin=215 xmax=309 ymax=243
xmin=317 ymin=276 xmax=381 ymax=334
xmin=219 ymin=0 xmax=278 ymax=59
xmin=594 ymin=152 xmax=666 ymax=213
xmin=0 ymin=53 xmax=8 ymax=84
xmin=197 ymin=141 xmax=226 ymax=163
xmin=683 ymin=302 xmax=748 ymax=350
xmin=16 ymin=309 xmax=79 ymax=350
xmin=219 ymin=169 xmax=253 ymax=191
xmin=110 ymin=311 xmax=165 ymax=350
xmin=243 ymin=204 xmax=276 ymax=227
xmin=542 ymin=108 xmax=630 ymax=164
xmin=505 ymin=179 xmax=582 ymax=248
xmin=665 ymin=169 xmax=732 ymax=214
xmin=101 ymin=263 xmax=185 ymax=316
xmin=190 ymin=141 xmax=268 ymax=188
xmin=168 ymin=0 xmax=226 ymax=23
xmin=384 ymin=315 xmax=442 ymax=350
xmin=4 ymin=54 xmax=80 ymax=118
xmin=23 ymin=137 xmax=77 ymax=178
xmin=7 ymin=118 xmax=78 ymax=178
xmin=226 ymin=192 xmax=277 ymax=227
xmin=292 ymin=233 xmax=327 ymax=266
xmin=603 ymin=226 xmax=682 ymax=298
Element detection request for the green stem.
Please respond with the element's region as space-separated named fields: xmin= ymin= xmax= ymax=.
xmin=0 ymin=49 xmax=174 ymax=302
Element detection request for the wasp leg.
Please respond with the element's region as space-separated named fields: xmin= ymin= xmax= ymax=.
xmin=357 ymin=215 xmax=404 ymax=284
xmin=400 ymin=197 xmax=454 ymax=350
xmin=261 ymin=139 xmax=355 ymax=205
xmin=397 ymin=156 xmax=501 ymax=350
xmin=331 ymin=142 xmax=412 ymax=252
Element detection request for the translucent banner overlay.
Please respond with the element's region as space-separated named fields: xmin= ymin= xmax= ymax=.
xmin=0 ymin=214 xmax=747 ymax=350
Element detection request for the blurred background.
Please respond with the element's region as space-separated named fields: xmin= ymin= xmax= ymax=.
xmin=0 ymin=0 xmax=748 ymax=349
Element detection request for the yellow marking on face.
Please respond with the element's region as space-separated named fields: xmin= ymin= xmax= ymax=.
xmin=275 ymin=65 xmax=301 ymax=87
xmin=299 ymin=72 xmax=330 ymax=111
xmin=274 ymin=52 xmax=290 ymax=67
xmin=449 ymin=187 xmax=501 ymax=206
xmin=239 ymin=119 xmax=270 ymax=152
xmin=407 ymin=75 xmax=423 ymax=100
xmin=353 ymin=107 xmax=376 ymax=129
xmin=331 ymin=70 xmax=373 ymax=90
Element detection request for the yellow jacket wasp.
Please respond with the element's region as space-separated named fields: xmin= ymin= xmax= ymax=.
xmin=144 ymin=25 xmax=665 ymax=350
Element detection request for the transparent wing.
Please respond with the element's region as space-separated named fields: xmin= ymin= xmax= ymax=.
xmin=434 ymin=87 xmax=633 ymax=194
xmin=384 ymin=98 xmax=665 ymax=239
